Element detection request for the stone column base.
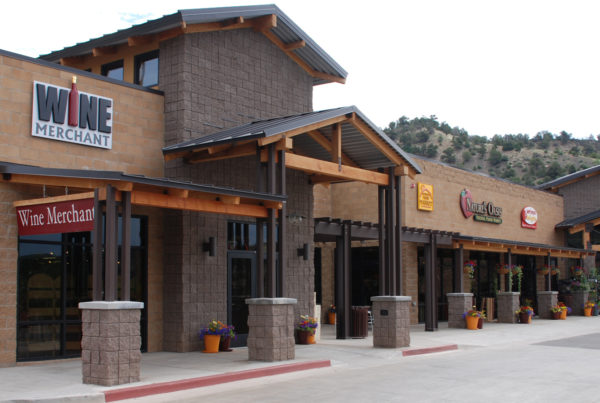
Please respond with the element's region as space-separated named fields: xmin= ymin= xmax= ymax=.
xmin=371 ymin=296 xmax=411 ymax=348
xmin=447 ymin=293 xmax=474 ymax=328
xmin=571 ymin=291 xmax=589 ymax=316
xmin=496 ymin=292 xmax=520 ymax=323
xmin=246 ymin=298 xmax=297 ymax=362
xmin=537 ymin=291 xmax=558 ymax=319
xmin=79 ymin=301 xmax=144 ymax=386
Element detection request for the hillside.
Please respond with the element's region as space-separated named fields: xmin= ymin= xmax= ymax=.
xmin=383 ymin=116 xmax=600 ymax=186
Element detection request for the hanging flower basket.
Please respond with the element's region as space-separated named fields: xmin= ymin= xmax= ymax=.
xmin=511 ymin=265 xmax=523 ymax=276
xmin=571 ymin=266 xmax=584 ymax=277
xmin=537 ymin=266 xmax=549 ymax=276
xmin=551 ymin=267 xmax=560 ymax=276
xmin=497 ymin=265 xmax=510 ymax=275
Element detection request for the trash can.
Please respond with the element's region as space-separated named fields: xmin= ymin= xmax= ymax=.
xmin=351 ymin=306 xmax=369 ymax=338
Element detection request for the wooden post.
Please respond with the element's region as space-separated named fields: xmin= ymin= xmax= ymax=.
xmin=378 ymin=185 xmax=386 ymax=295
xmin=386 ymin=169 xmax=396 ymax=295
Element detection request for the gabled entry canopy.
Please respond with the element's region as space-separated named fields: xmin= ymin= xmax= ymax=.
xmin=1 ymin=161 xmax=285 ymax=218
xmin=163 ymin=106 xmax=422 ymax=185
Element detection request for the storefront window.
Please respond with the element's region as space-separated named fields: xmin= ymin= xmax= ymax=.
xmin=134 ymin=50 xmax=159 ymax=87
xmin=17 ymin=216 xmax=147 ymax=361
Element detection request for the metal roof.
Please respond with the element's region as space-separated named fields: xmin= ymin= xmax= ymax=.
xmin=536 ymin=164 xmax=600 ymax=190
xmin=0 ymin=161 xmax=286 ymax=203
xmin=162 ymin=106 xmax=422 ymax=173
xmin=38 ymin=4 xmax=347 ymax=85
xmin=454 ymin=234 xmax=590 ymax=255
xmin=555 ymin=209 xmax=600 ymax=229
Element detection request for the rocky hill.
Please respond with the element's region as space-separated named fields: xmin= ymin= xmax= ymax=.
xmin=383 ymin=116 xmax=600 ymax=186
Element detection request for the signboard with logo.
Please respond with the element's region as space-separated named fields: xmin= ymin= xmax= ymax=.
xmin=521 ymin=206 xmax=538 ymax=229
xmin=459 ymin=188 xmax=503 ymax=224
xmin=417 ymin=182 xmax=434 ymax=211
xmin=31 ymin=79 xmax=113 ymax=149
xmin=16 ymin=198 xmax=95 ymax=236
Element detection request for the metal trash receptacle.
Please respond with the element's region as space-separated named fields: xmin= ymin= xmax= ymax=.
xmin=351 ymin=306 xmax=369 ymax=338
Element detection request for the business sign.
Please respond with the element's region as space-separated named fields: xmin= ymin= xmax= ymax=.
xmin=521 ymin=206 xmax=538 ymax=229
xmin=417 ymin=182 xmax=434 ymax=211
xmin=459 ymin=188 xmax=503 ymax=224
xmin=32 ymin=79 xmax=113 ymax=149
xmin=16 ymin=198 xmax=95 ymax=236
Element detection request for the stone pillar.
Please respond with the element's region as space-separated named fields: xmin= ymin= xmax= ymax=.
xmin=246 ymin=298 xmax=297 ymax=362
xmin=79 ymin=301 xmax=144 ymax=386
xmin=537 ymin=291 xmax=558 ymax=319
xmin=496 ymin=292 xmax=520 ymax=323
xmin=447 ymin=293 xmax=474 ymax=328
xmin=371 ymin=296 xmax=411 ymax=348
xmin=571 ymin=291 xmax=589 ymax=316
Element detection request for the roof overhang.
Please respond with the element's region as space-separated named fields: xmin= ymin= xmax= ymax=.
xmin=537 ymin=164 xmax=600 ymax=192
xmin=1 ymin=161 xmax=284 ymax=218
xmin=38 ymin=5 xmax=347 ymax=86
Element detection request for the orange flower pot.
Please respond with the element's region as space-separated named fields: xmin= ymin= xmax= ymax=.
xmin=465 ymin=315 xmax=479 ymax=330
xmin=203 ymin=334 xmax=220 ymax=353
xmin=560 ymin=309 xmax=567 ymax=320
xmin=308 ymin=333 xmax=316 ymax=344
xmin=584 ymin=307 xmax=592 ymax=317
xmin=328 ymin=312 xmax=336 ymax=325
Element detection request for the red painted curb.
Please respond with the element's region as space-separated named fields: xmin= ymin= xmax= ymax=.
xmin=402 ymin=344 xmax=458 ymax=357
xmin=104 ymin=360 xmax=331 ymax=402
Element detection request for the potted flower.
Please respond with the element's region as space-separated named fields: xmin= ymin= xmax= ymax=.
xmin=199 ymin=320 xmax=222 ymax=353
xmin=583 ymin=301 xmax=595 ymax=317
xmin=497 ymin=264 xmax=511 ymax=275
xmin=550 ymin=305 xmax=563 ymax=320
xmin=516 ymin=306 xmax=534 ymax=324
xmin=328 ymin=305 xmax=336 ymax=325
xmin=557 ymin=302 xmax=570 ymax=319
xmin=537 ymin=265 xmax=550 ymax=276
xmin=216 ymin=321 xmax=236 ymax=352
xmin=462 ymin=307 xmax=481 ymax=330
xmin=296 ymin=315 xmax=318 ymax=344
xmin=551 ymin=267 xmax=560 ymax=277
xmin=463 ymin=260 xmax=476 ymax=279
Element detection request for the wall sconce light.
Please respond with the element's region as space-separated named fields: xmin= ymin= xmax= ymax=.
xmin=287 ymin=213 xmax=305 ymax=225
xmin=203 ymin=237 xmax=216 ymax=257
xmin=297 ymin=243 xmax=310 ymax=260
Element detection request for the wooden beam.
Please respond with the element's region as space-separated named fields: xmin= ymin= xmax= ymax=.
xmin=168 ymin=188 xmax=189 ymax=198
xmin=13 ymin=192 xmax=95 ymax=207
xmin=218 ymin=195 xmax=240 ymax=205
xmin=3 ymin=173 xmax=133 ymax=192
xmin=284 ymin=152 xmax=389 ymax=185
xmin=130 ymin=190 xmax=270 ymax=218
xmin=157 ymin=25 xmax=185 ymax=42
xmin=127 ymin=35 xmax=157 ymax=47
xmin=307 ymin=130 xmax=358 ymax=167
xmin=568 ymin=225 xmax=584 ymax=235
xmin=257 ymin=115 xmax=350 ymax=147
xmin=60 ymin=55 xmax=87 ymax=66
xmin=349 ymin=113 xmax=406 ymax=167
xmin=186 ymin=142 xmax=257 ymax=163
xmin=283 ymin=40 xmax=305 ymax=50
xmin=251 ymin=14 xmax=277 ymax=32
xmin=221 ymin=16 xmax=244 ymax=28
xmin=92 ymin=46 xmax=118 ymax=57
xmin=331 ymin=123 xmax=341 ymax=165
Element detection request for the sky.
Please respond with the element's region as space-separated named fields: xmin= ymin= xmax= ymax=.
xmin=2 ymin=0 xmax=600 ymax=139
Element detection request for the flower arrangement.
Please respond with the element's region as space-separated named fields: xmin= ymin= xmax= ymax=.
xmin=558 ymin=301 xmax=572 ymax=315
xmin=551 ymin=266 xmax=560 ymax=276
xmin=463 ymin=260 xmax=477 ymax=279
xmin=537 ymin=265 xmax=550 ymax=276
xmin=199 ymin=320 xmax=236 ymax=339
xmin=550 ymin=305 xmax=564 ymax=313
xmin=571 ymin=266 xmax=584 ymax=277
xmin=516 ymin=306 xmax=534 ymax=316
xmin=497 ymin=264 xmax=511 ymax=275
xmin=296 ymin=315 xmax=319 ymax=335
xmin=462 ymin=306 xmax=482 ymax=318
xmin=584 ymin=301 xmax=595 ymax=309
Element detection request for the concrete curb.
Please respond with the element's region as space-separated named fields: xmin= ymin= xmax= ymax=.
xmin=104 ymin=360 xmax=332 ymax=402
xmin=402 ymin=344 xmax=458 ymax=357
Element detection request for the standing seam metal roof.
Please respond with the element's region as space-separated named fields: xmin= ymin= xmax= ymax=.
xmin=162 ymin=106 xmax=422 ymax=173
xmin=38 ymin=4 xmax=347 ymax=85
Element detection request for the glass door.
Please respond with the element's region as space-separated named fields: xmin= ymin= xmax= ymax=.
xmin=227 ymin=251 xmax=257 ymax=347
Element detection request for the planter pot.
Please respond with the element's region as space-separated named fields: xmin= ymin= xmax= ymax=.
xmin=537 ymin=269 xmax=549 ymax=276
xmin=203 ymin=334 xmax=220 ymax=353
xmin=219 ymin=335 xmax=233 ymax=352
xmin=296 ymin=330 xmax=314 ymax=345
xmin=328 ymin=312 xmax=336 ymax=325
xmin=560 ymin=309 xmax=567 ymax=320
xmin=551 ymin=311 xmax=562 ymax=320
xmin=497 ymin=268 xmax=509 ymax=275
xmin=477 ymin=317 xmax=483 ymax=329
xmin=518 ymin=312 xmax=532 ymax=324
xmin=593 ymin=306 xmax=599 ymax=316
xmin=465 ymin=315 xmax=479 ymax=330
xmin=584 ymin=307 xmax=593 ymax=317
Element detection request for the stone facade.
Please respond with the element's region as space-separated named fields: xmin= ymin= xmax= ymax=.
xmin=447 ymin=293 xmax=474 ymax=328
xmin=80 ymin=302 xmax=144 ymax=386
xmin=537 ymin=291 xmax=558 ymax=319
xmin=496 ymin=292 xmax=520 ymax=323
xmin=246 ymin=298 xmax=296 ymax=361
xmin=570 ymin=290 xmax=589 ymax=316
xmin=371 ymin=296 xmax=411 ymax=348
xmin=555 ymin=174 xmax=600 ymax=221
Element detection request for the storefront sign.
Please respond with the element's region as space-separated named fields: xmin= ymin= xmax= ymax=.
xmin=31 ymin=79 xmax=113 ymax=149
xmin=459 ymin=188 xmax=503 ymax=224
xmin=417 ymin=182 xmax=434 ymax=211
xmin=16 ymin=198 xmax=94 ymax=235
xmin=521 ymin=206 xmax=538 ymax=229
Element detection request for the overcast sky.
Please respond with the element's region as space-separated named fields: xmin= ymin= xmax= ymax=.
xmin=3 ymin=0 xmax=600 ymax=139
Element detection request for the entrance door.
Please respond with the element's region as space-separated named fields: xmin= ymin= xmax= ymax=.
xmin=227 ymin=251 xmax=257 ymax=347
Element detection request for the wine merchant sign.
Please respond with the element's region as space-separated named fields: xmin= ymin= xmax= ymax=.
xmin=16 ymin=198 xmax=95 ymax=236
xmin=32 ymin=78 xmax=113 ymax=149
xmin=459 ymin=189 xmax=503 ymax=224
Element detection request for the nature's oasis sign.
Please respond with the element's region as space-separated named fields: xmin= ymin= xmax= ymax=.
xmin=16 ymin=198 xmax=94 ymax=236
xmin=32 ymin=78 xmax=113 ymax=149
xmin=459 ymin=189 xmax=503 ymax=224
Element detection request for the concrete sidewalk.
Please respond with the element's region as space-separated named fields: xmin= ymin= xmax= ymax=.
xmin=2 ymin=316 xmax=599 ymax=402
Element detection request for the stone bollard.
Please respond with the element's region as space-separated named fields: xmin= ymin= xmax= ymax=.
xmin=79 ymin=301 xmax=144 ymax=386
xmin=447 ymin=293 xmax=474 ymax=328
xmin=537 ymin=291 xmax=558 ymax=319
xmin=571 ymin=291 xmax=589 ymax=316
xmin=371 ymin=296 xmax=411 ymax=348
xmin=246 ymin=298 xmax=297 ymax=361
xmin=496 ymin=292 xmax=520 ymax=323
